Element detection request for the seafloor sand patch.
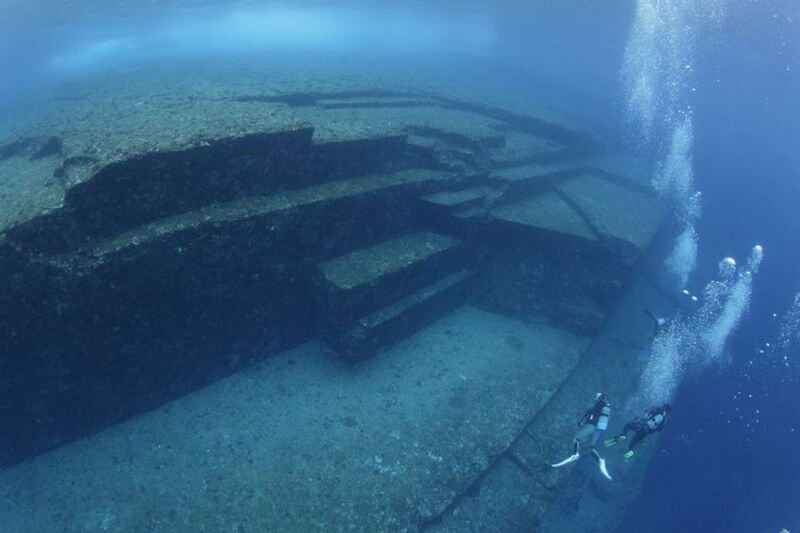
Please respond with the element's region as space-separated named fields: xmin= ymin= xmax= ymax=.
xmin=0 ymin=306 xmax=587 ymax=533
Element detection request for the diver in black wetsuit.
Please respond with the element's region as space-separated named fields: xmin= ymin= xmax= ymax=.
xmin=551 ymin=393 xmax=613 ymax=480
xmin=575 ymin=393 xmax=612 ymax=448
xmin=605 ymin=404 xmax=671 ymax=460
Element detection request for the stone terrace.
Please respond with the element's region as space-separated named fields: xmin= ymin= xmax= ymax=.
xmin=0 ymin=67 xmax=668 ymax=531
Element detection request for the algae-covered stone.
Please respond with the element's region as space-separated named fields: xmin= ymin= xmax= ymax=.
xmin=489 ymin=131 xmax=565 ymax=166
xmin=421 ymin=187 xmax=493 ymax=209
xmin=492 ymin=191 xmax=597 ymax=242
xmin=432 ymin=272 xmax=677 ymax=533
xmin=0 ymin=307 xmax=587 ymax=533
xmin=489 ymin=160 xmax=584 ymax=183
xmin=331 ymin=269 xmax=475 ymax=358
xmin=0 ymin=65 xmax=665 ymax=501
xmin=320 ymin=231 xmax=461 ymax=290
xmin=426 ymin=457 xmax=542 ymax=532
xmin=556 ymin=173 xmax=664 ymax=251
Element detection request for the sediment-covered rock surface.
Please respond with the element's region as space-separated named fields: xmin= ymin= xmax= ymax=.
xmin=0 ymin=67 xmax=669 ymax=531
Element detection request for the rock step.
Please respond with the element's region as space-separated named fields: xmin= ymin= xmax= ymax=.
xmin=583 ymin=153 xmax=656 ymax=194
xmin=306 ymin=134 xmax=415 ymax=181
xmin=327 ymin=270 xmax=475 ymax=359
xmin=7 ymin=129 xmax=422 ymax=254
xmin=442 ymin=170 xmax=666 ymax=258
xmin=61 ymin=128 xmax=315 ymax=244
xmin=488 ymin=131 xmax=566 ymax=167
xmin=319 ymin=231 xmax=460 ymax=290
xmin=61 ymin=169 xmax=461 ymax=270
xmin=420 ymin=186 xmax=495 ymax=212
xmin=490 ymin=190 xmax=598 ymax=243
xmin=489 ymin=160 xmax=587 ymax=183
xmin=453 ymin=204 xmax=489 ymax=220
xmin=318 ymin=231 xmax=471 ymax=324
xmin=417 ymin=184 xmax=508 ymax=241
xmin=405 ymin=125 xmax=506 ymax=152
xmin=4 ymin=169 xmax=465 ymax=468
xmin=488 ymin=160 xmax=587 ymax=199
xmin=555 ymin=172 xmax=665 ymax=254
xmin=300 ymin=105 xmax=508 ymax=149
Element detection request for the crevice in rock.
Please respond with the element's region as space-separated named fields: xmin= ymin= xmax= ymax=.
xmin=234 ymin=93 xmax=319 ymax=106
xmin=505 ymin=449 xmax=538 ymax=478
xmin=430 ymin=96 xmax=595 ymax=149
xmin=407 ymin=126 xmax=505 ymax=152
xmin=6 ymin=129 xmax=428 ymax=255
xmin=418 ymin=452 xmax=506 ymax=530
xmin=552 ymin=187 xmax=603 ymax=241
xmin=231 ymin=89 xmax=419 ymax=107
xmin=320 ymin=100 xmax=431 ymax=110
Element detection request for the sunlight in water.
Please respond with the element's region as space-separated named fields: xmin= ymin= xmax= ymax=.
xmin=47 ymin=6 xmax=497 ymax=74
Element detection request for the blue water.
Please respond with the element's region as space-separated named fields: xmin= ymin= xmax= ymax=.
xmin=2 ymin=1 xmax=799 ymax=532
xmin=620 ymin=4 xmax=800 ymax=531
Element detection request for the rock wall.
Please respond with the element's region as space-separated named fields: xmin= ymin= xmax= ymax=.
xmin=0 ymin=79 xmax=662 ymax=478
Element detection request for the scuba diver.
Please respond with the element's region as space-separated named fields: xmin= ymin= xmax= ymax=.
xmin=605 ymin=404 xmax=671 ymax=460
xmin=551 ymin=393 xmax=613 ymax=480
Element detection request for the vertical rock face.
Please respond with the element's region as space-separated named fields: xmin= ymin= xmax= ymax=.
xmin=0 ymin=76 xmax=666 ymax=533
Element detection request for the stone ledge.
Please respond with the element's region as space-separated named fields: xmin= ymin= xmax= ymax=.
xmin=55 ymin=168 xmax=456 ymax=267
xmin=320 ymin=231 xmax=461 ymax=291
xmin=556 ymin=173 xmax=665 ymax=252
xmin=0 ymin=306 xmax=587 ymax=533
xmin=491 ymin=191 xmax=598 ymax=242
xmin=330 ymin=270 xmax=474 ymax=359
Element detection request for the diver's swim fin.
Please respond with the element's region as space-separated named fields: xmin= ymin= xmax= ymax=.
xmin=623 ymin=450 xmax=635 ymax=461
xmin=551 ymin=453 xmax=580 ymax=468
xmin=598 ymin=456 xmax=613 ymax=480
xmin=592 ymin=449 xmax=613 ymax=480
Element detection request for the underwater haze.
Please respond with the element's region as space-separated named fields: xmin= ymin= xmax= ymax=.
xmin=0 ymin=1 xmax=798 ymax=532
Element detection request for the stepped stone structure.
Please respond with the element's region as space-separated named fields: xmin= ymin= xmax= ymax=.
xmin=0 ymin=69 xmax=672 ymax=532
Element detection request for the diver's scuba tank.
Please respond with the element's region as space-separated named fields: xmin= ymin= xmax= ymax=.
xmin=595 ymin=394 xmax=611 ymax=431
xmin=646 ymin=413 xmax=664 ymax=431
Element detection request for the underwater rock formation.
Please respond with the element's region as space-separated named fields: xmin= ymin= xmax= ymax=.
xmin=0 ymin=70 xmax=669 ymax=531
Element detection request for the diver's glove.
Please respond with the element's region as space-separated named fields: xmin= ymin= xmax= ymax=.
xmin=623 ymin=450 xmax=635 ymax=461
